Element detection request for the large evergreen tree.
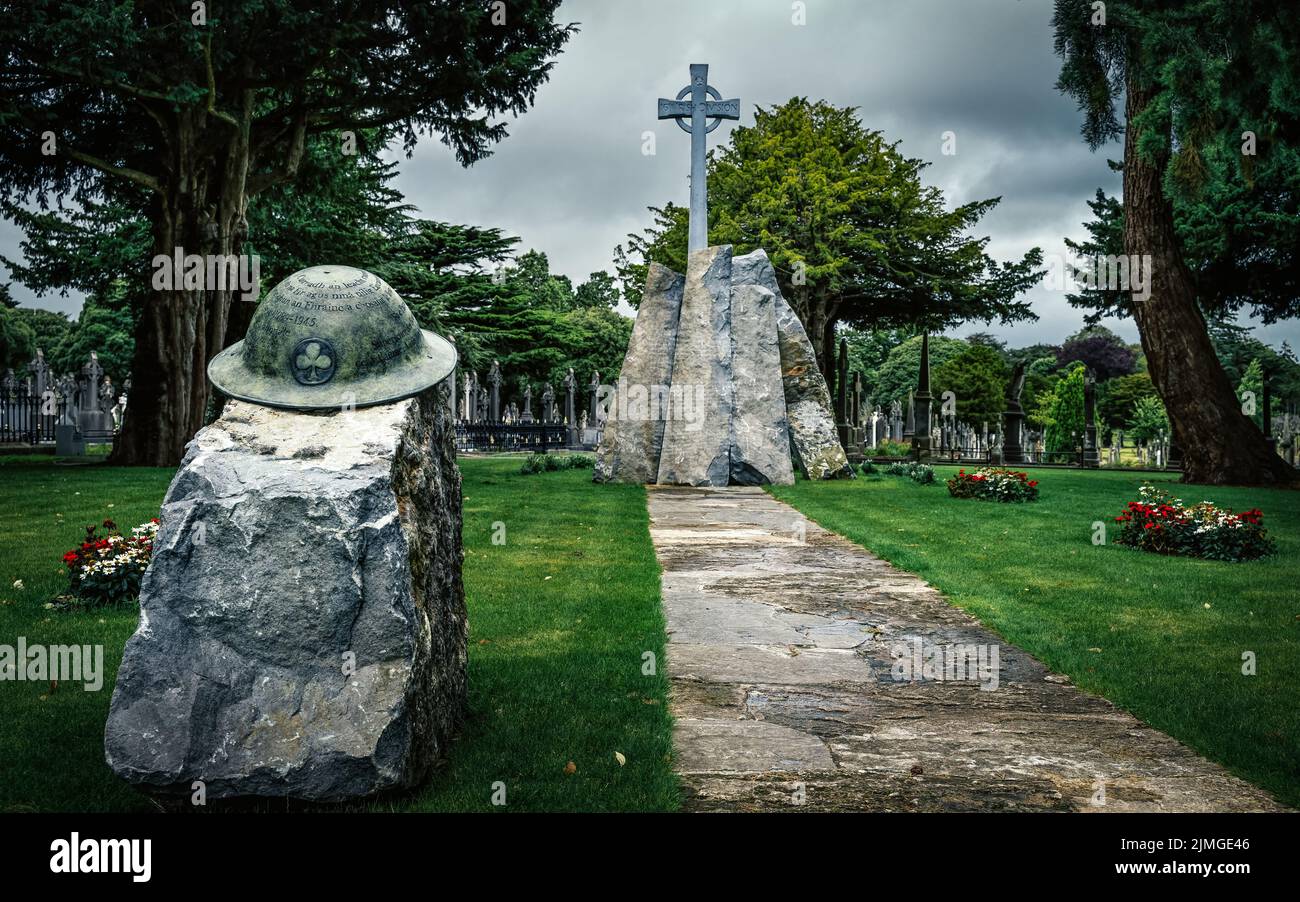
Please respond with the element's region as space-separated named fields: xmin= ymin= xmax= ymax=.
xmin=0 ymin=1 xmax=573 ymax=465
xmin=1053 ymin=0 xmax=1298 ymax=484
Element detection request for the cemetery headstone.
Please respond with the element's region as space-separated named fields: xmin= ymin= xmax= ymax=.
xmin=564 ymin=368 xmax=578 ymax=445
xmin=1082 ymin=369 xmax=1101 ymax=467
xmin=542 ymin=383 xmax=555 ymax=424
xmin=834 ymin=338 xmax=850 ymax=448
xmin=521 ymin=385 xmax=534 ymax=424
xmin=1003 ymin=361 xmax=1027 ymax=464
xmin=77 ymin=352 xmax=114 ymax=436
xmin=911 ymin=334 xmax=934 ymax=458
xmin=488 ymin=360 xmax=502 ymax=424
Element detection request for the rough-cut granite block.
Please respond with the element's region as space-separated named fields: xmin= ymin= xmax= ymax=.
xmin=104 ymin=388 xmax=466 ymax=802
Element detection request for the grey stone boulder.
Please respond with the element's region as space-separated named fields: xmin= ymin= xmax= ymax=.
xmin=594 ymin=263 xmax=684 ymax=483
xmin=657 ymin=246 xmax=735 ymax=486
xmin=728 ymin=283 xmax=794 ymax=485
xmin=104 ymin=388 xmax=467 ymax=802
xmin=732 ymin=249 xmax=852 ymax=480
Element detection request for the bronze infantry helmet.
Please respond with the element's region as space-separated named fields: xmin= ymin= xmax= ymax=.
xmin=208 ymin=265 xmax=457 ymax=410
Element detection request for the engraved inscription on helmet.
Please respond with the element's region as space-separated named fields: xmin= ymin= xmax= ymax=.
xmin=207 ymin=265 xmax=457 ymax=411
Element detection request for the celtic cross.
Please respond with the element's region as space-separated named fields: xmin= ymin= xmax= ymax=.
xmin=658 ymin=64 xmax=739 ymax=253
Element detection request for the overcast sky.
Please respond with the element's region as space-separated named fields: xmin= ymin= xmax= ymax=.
xmin=5 ymin=0 xmax=1295 ymax=349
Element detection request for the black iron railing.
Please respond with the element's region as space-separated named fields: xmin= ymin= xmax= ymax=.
xmin=455 ymin=422 xmax=571 ymax=452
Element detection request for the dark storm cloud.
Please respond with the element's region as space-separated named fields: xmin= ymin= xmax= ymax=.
xmin=5 ymin=0 xmax=1294 ymax=347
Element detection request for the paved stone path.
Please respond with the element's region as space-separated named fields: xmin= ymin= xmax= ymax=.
xmin=648 ymin=486 xmax=1284 ymax=812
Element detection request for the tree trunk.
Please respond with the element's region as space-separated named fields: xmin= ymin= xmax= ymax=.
xmin=111 ymin=111 xmax=250 ymax=467
xmin=1122 ymin=76 xmax=1296 ymax=487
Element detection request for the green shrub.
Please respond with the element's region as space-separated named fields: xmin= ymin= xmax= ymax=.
xmin=882 ymin=461 xmax=935 ymax=484
xmin=519 ymin=452 xmax=594 ymax=475
xmin=865 ymin=440 xmax=911 ymax=458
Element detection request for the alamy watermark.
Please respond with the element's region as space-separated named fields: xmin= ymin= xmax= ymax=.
xmin=890 ymin=637 xmax=1001 ymax=691
xmin=595 ymin=379 xmax=706 ymax=432
xmin=49 ymin=833 xmax=151 ymax=882
xmin=151 ymin=248 xmax=261 ymax=302
xmin=0 ymin=637 xmax=104 ymax=691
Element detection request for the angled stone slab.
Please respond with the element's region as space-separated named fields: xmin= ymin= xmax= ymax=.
xmin=594 ymin=263 xmax=685 ymax=483
xmin=728 ymin=283 xmax=795 ymax=485
xmin=731 ymin=249 xmax=852 ymax=480
xmin=656 ymin=246 xmax=734 ymax=486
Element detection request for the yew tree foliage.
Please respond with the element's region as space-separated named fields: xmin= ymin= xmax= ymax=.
xmin=0 ymin=0 xmax=575 ymax=464
xmin=616 ymin=99 xmax=1043 ymax=373
xmin=1055 ymin=0 xmax=1300 ymax=322
xmin=1099 ymin=372 xmax=1158 ymax=429
xmin=4 ymin=134 xmax=628 ymax=399
xmin=1053 ymin=0 xmax=1300 ymax=484
xmin=0 ymin=1 xmax=575 ymax=201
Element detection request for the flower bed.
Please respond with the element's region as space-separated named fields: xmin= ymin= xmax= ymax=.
xmin=61 ymin=518 xmax=158 ymax=607
xmin=1113 ymin=484 xmax=1275 ymax=562
xmin=947 ymin=467 xmax=1039 ymax=503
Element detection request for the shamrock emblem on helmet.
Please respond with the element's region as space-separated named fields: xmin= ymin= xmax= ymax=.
xmin=291 ymin=337 xmax=337 ymax=385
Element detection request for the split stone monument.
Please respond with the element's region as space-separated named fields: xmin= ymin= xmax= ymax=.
xmin=105 ymin=266 xmax=467 ymax=802
xmin=595 ymin=65 xmax=850 ymax=486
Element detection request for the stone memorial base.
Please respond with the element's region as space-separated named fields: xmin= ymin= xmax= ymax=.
xmin=595 ymin=246 xmax=851 ymax=486
xmin=104 ymin=387 xmax=467 ymax=802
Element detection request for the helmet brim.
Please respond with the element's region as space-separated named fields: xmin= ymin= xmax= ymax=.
xmin=208 ymin=329 xmax=458 ymax=411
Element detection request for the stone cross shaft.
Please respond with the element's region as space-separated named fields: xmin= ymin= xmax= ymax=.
xmin=658 ymin=64 xmax=739 ymax=253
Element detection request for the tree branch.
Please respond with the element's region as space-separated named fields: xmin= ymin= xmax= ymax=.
xmin=62 ymin=144 xmax=162 ymax=194
xmin=6 ymin=106 xmax=161 ymax=193
xmin=247 ymin=111 xmax=307 ymax=196
xmin=204 ymin=32 xmax=240 ymax=129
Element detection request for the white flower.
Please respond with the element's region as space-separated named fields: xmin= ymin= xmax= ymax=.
xmin=12 ymin=579 xmax=24 ymax=590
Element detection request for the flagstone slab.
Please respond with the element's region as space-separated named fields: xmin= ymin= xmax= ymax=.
xmin=648 ymin=486 xmax=1286 ymax=813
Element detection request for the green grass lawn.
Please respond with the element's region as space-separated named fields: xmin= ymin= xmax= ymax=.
xmin=0 ymin=455 xmax=677 ymax=813
xmin=770 ymin=466 xmax=1300 ymax=808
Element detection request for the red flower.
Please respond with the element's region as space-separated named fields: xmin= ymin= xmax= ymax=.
xmin=1028 ymin=480 xmax=1038 ymax=487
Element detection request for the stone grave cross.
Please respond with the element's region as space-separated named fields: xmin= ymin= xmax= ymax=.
xmin=81 ymin=351 xmax=105 ymax=412
xmin=487 ymin=361 xmax=502 ymax=424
